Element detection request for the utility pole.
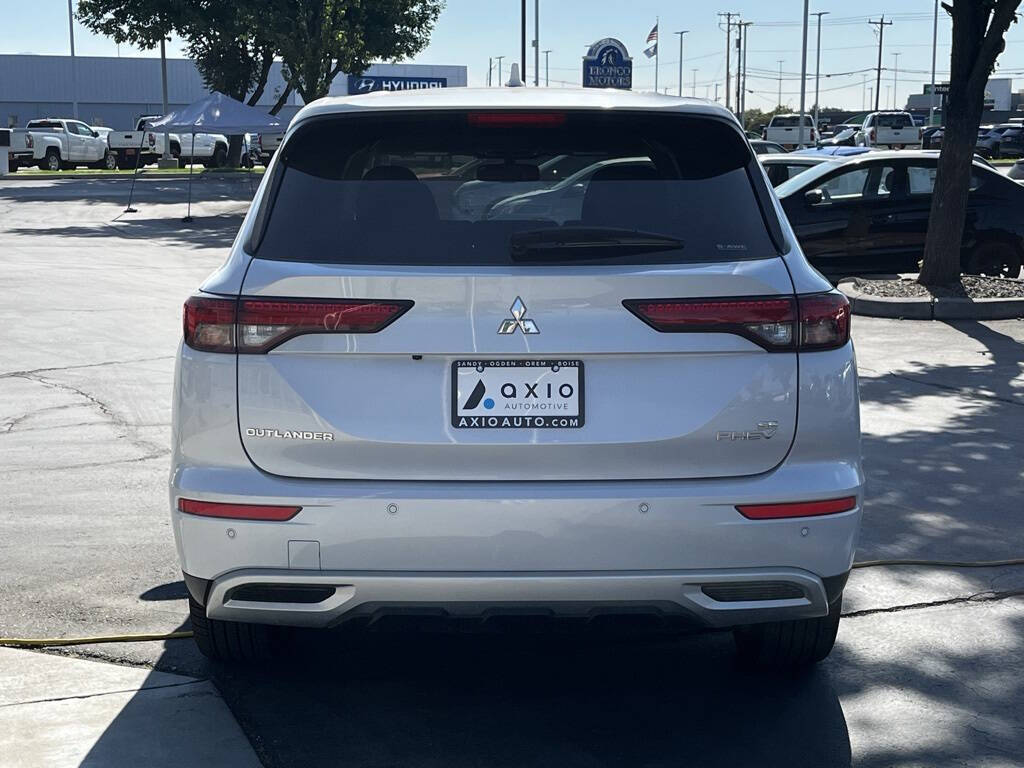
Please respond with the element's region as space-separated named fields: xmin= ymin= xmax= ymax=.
xmin=798 ymin=0 xmax=809 ymax=148
xmin=868 ymin=16 xmax=892 ymax=112
xmin=812 ymin=12 xmax=828 ymax=143
xmin=521 ymin=0 xmax=527 ymax=85
xmin=739 ymin=21 xmax=752 ymax=120
xmin=734 ymin=23 xmax=742 ymax=117
xmin=543 ymin=50 xmax=551 ymax=87
xmin=777 ymin=59 xmax=784 ymax=107
xmin=714 ymin=82 xmax=719 ymax=103
xmin=929 ymin=0 xmax=939 ymax=124
xmin=718 ymin=12 xmax=737 ymax=112
xmin=692 ymin=68 xmax=699 ymax=98
xmin=496 ymin=56 xmax=505 ymax=87
xmin=67 ymin=0 xmax=78 ymax=119
xmin=675 ymin=31 xmax=688 ymax=97
xmin=488 ymin=57 xmax=493 ymax=86
xmin=892 ymin=52 xmax=901 ymax=109
xmin=533 ymin=0 xmax=539 ymax=86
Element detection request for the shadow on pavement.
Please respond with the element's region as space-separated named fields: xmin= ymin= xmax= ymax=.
xmin=858 ymin=321 xmax=1024 ymax=565
xmin=5 ymin=215 xmax=246 ymax=250
xmin=0 ymin=174 xmax=258 ymax=206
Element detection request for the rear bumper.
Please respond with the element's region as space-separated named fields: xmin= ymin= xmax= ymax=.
xmin=191 ymin=566 xmax=845 ymax=629
xmin=170 ymin=460 xmax=863 ymax=628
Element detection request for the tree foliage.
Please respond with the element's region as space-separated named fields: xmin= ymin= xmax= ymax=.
xmin=268 ymin=0 xmax=443 ymax=104
xmin=918 ymin=0 xmax=1022 ymax=286
xmin=77 ymin=0 xmax=444 ymax=108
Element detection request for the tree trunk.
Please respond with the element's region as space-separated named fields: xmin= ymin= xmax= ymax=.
xmin=227 ymin=135 xmax=245 ymax=167
xmin=247 ymin=48 xmax=274 ymax=107
xmin=918 ymin=0 xmax=1021 ymax=286
xmin=269 ymin=85 xmax=294 ymax=116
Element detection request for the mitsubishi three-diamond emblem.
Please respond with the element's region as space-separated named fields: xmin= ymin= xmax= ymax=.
xmin=497 ymin=297 xmax=539 ymax=335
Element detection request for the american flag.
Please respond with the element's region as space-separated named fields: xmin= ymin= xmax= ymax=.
xmin=646 ymin=23 xmax=659 ymax=43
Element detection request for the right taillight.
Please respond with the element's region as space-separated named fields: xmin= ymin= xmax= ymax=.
xmin=182 ymin=295 xmax=413 ymax=354
xmin=798 ymin=293 xmax=850 ymax=351
xmin=622 ymin=292 xmax=850 ymax=352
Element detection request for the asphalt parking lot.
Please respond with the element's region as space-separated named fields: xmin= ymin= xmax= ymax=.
xmin=1 ymin=176 xmax=1023 ymax=767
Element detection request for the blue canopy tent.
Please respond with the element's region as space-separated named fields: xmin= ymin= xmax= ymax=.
xmin=124 ymin=92 xmax=285 ymax=221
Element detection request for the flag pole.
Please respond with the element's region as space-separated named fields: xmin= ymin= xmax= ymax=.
xmin=655 ymin=17 xmax=659 ymax=93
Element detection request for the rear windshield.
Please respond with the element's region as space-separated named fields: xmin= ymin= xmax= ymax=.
xmin=252 ymin=111 xmax=781 ymax=266
xmin=770 ymin=116 xmax=810 ymax=127
xmin=877 ymin=113 xmax=913 ymax=128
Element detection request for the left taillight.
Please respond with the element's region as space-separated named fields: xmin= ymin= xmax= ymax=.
xmin=182 ymin=295 xmax=414 ymax=354
xmin=183 ymin=296 xmax=236 ymax=352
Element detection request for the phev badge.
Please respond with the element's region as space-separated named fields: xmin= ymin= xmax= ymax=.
xmin=497 ymin=297 xmax=539 ymax=335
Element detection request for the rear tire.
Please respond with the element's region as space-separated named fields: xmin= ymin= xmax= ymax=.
xmin=204 ymin=145 xmax=228 ymax=169
xmin=188 ymin=596 xmax=283 ymax=663
xmin=40 ymin=149 xmax=61 ymax=172
xmin=966 ymin=241 xmax=1022 ymax=279
xmin=733 ymin=595 xmax=842 ymax=670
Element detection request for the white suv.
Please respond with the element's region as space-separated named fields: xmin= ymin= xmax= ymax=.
xmin=172 ymin=88 xmax=862 ymax=668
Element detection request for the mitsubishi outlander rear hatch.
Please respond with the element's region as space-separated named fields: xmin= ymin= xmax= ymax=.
xmin=235 ymin=108 xmax=798 ymax=481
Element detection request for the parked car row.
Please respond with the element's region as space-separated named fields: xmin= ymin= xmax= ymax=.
xmin=7 ymin=116 xmax=230 ymax=172
xmin=760 ymin=149 xmax=1023 ymax=279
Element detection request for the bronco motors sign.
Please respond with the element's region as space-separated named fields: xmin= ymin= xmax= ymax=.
xmin=347 ymin=75 xmax=448 ymax=94
xmin=582 ymin=38 xmax=632 ymax=89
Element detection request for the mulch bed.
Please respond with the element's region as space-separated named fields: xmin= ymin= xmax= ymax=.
xmin=853 ymin=276 xmax=1024 ymax=299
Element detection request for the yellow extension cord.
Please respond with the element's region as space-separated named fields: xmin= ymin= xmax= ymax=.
xmin=2 ymin=558 xmax=1023 ymax=648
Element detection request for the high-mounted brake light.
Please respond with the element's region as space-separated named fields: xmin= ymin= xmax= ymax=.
xmin=183 ymin=296 xmax=413 ymax=353
xmin=467 ymin=112 xmax=567 ymax=127
xmin=622 ymin=292 xmax=850 ymax=352
xmin=178 ymin=498 xmax=301 ymax=521
xmin=736 ymin=497 xmax=857 ymax=520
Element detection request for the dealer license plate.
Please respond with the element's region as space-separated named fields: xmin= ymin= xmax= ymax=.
xmin=451 ymin=360 xmax=584 ymax=429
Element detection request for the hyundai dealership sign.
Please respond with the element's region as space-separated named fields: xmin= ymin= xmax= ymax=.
xmin=347 ymin=75 xmax=448 ymax=94
xmin=582 ymin=38 xmax=632 ymax=89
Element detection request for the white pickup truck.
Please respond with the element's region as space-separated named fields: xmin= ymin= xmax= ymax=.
xmin=107 ymin=116 xmax=229 ymax=169
xmin=9 ymin=118 xmax=115 ymax=171
xmin=856 ymin=111 xmax=920 ymax=149
xmin=762 ymin=114 xmax=816 ymax=148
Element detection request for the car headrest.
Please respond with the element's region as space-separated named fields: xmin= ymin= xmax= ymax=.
xmin=581 ymin=162 xmax=670 ymax=230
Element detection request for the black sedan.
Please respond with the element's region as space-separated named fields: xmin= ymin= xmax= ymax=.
xmin=776 ymin=151 xmax=1024 ymax=279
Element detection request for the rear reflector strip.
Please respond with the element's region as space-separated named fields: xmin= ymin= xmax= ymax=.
xmin=736 ymin=496 xmax=857 ymax=520
xmin=622 ymin=292 xmax=850 ymax=352
xmin=182 ymin=296 xmax=414 ymax=354
xmin=178 ymin=499 xmax=302 ymax=521
xmin=701 ymin=582 xmax=805 ymax=602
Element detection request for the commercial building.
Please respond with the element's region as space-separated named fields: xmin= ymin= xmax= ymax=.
xmin=0 ymin=54 xmax=467 ymax=130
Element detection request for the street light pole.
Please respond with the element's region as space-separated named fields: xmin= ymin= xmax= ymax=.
xmin=692 ymin=68 xmax=698 ymax=98
xmin=798 ymin=0 xmax=810 ymax=148
xmin=520 ymin=0 xmax=527 ymax=85
xmin=533 ymin=0 xmax=539 ymax=86
xmin=929 ymin=0 xmax=939 ymax=124
xmin=675 ymin=31 xmax=688 ymax=97
xmin=892 ymin=52 xmax=901 ymax=109
xmin=812 ymin=12 xmax=828 ymax=143
xmin=543 ymin=50 xmax=551 ymax=86
xmin=67 ymin=0 xmax=78 ymax=119
xmin=496 ymin=56 xmax=505 ymax=87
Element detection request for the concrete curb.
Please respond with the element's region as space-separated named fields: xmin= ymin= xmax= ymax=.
xmin=838 ymin=278 xmax=1024 ymax=321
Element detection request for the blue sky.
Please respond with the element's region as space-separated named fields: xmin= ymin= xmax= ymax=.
xmin=6 ymin=0 xmax=1024 ymax=110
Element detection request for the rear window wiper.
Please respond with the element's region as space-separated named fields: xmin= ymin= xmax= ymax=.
xmin=509 ymin=226 xmax=685 ymax=261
